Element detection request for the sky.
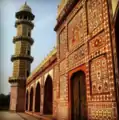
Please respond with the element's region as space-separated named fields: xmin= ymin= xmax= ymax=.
xmin=0 ymin=0 xmax=60 ymax=95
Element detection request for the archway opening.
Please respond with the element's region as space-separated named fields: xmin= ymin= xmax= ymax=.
xmin=115 ymin=8 xmax=119 ymax=117
xmin=29 ymin=87 xmax=33 ymax=111
xmin=35 ymin=82 xmax=40 ymax=112
xmin=26 ymin=90 xmax=28 ymax=111
xmin=71 ymin=71 xmax=87 ymax=120
xmin=115 ymin=9 xmax=119 ymax=70
xmin=43 ymin=75 xmax=53 ymax=115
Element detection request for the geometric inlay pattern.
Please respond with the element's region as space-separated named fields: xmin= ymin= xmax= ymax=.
xmin=68 ymin=44 xmax=87 ymax=69
xmin=60 ymin=28 xmax=66 ymax=59
xmin=88 ymin=102 xmax=116 ymax=120
xmin=68 ymin=8 xmax=85 ymax=50
xmin=60 ymin=75 xmax=67 ymax=99
xmin=89 ymin=32 xmax=106 ymax=53
xmin=87 ymin=0 xmax=103 ymax=33
xmin=90 ymin=55 xmax=109 ymax=94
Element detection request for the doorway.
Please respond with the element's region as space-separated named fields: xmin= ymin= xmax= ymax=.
xmin=35 ymin=83 xmax=40 ymax=112
xmin=29 ymin=87 xmax=33 ymax=111
xmin=115 ymin=8 xmax=119 ymax=71
xmin=115 ymin=7 xmax=119 ymax=118
xmin=43 ymin=75 xmax=53 ymax=114
xmin=71 ymin=71 xmax=87 ymax=120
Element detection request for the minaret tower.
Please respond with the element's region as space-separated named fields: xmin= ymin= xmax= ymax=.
xmin=8 ymin=2 xmax=35 ymax=112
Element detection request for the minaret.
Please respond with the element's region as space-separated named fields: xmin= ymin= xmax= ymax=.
xmin=8 ymin=2 xmax=35 ymax=112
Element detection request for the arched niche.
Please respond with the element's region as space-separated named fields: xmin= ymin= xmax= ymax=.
xmin=43 ymin=75 xmax=53 ymax=115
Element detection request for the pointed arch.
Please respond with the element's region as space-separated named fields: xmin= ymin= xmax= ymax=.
xmin=35 ymin=82 xmax=41 ymax=112
xmin=115 ymin=7 xmax=119 ymax=117
xmin=29 ymin=87 xmax=33 ymax=111
xmin=43 ymin=75 xmax=53 ymax=115
xmin=70 ymin=70 xmax=87 ymax=120
xmin=115 ymin=7 xmax=119 ymax=70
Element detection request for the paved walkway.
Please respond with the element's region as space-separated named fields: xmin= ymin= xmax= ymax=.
xmin=0 ymin=111 xmax=42 ymax=120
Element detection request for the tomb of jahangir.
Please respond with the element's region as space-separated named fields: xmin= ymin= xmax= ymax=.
xmin=8 ymin=0 xmax=119 ymax=120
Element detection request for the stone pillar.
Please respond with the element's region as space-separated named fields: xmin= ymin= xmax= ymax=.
xmin=28 ymin=89 xmax=30 ymax=111
xmin=33 ymin=85 xmax=36 ymax=112
xmin=40 ymin=77 xmax=44 ymax=115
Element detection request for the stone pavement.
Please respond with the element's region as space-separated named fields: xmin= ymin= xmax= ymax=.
xmin=0 ymin=111 xmax=42 ymax=120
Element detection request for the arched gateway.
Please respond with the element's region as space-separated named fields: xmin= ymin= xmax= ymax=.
xmin=71 ymin=71 xmax=87 ymax=120
xmin=35 ymin=82 xmax=41 ymax=112
xmin=115 ymin=7 xmax=119 ymax=117
xmin=29 ymin=87 xmax=33 ymax=111
xmin=43 ymin=75 xmax=53 ymax=115
xmin=115 ymin=7 xmax=119 ymax=75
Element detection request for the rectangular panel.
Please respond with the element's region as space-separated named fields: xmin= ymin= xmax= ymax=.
xmin=90 ymin=55 xmax=109 ymax=94
xmin=60 ymin=59 xmax=66 ymax=75
xmin=87 ymin=0 xmax=103 ymax=33
xmin=89 ymin=32 xmax=106 ymax=53
xmin=68 ymin=44 xmax=87 ymax=69
xmin=68 ymin=8 xmax=85 ymax=51
xmin=60 ymin=75 xmax=67 ymax=99
xmin=59 ymin=28 xmax=66 ymax=60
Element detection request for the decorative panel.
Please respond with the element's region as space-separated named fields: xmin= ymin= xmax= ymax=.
xmin=60 ymin=75 xmax=67 ymax=99
xmin=68 ymin=44 xmax=87 ymax=69
xmin=59 ymin=28 xmax=66 ymax=60
xmin=68 ymin=8 xmax=85 ymax=50
xmin=87 ymin=0 xmax=103 ymax=33
xmin=60 ymin=59 xmax=66 ymax=75
xmin=90 ymin=55 xmax=109 ymax=94
xmin=54 ymin=65 xmax=59 ymax=86
xmin=89 ymin=32 xmax=106 ymax=53
xmin=88 ymin=102 xmax=117 ymax=120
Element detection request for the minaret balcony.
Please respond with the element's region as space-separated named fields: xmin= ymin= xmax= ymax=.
xmin=8 ymin=76 xmax=26 ymax=84
xmin=13 ymin=36 xmax=34 ymax=45
xmin=15 ymin=19 xmax=34 ymax=29
xmin=11 ymin=54 xmax=34 ymax=63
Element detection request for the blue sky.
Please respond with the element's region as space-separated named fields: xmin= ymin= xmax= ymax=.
xmin=0 ymin=0 xmax=60 ymax=95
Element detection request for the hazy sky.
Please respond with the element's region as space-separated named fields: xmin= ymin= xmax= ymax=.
xmin=0 ymin=0 xmax=60 ymax=95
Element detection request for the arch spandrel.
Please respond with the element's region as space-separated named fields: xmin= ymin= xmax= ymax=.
xmin=35 ymin=77 xmax=42 ymax=86
xmin=44 ymin=69 xmax=53 ymax=84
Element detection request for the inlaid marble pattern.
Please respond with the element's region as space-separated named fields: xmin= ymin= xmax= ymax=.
xmin=68 ymin=8 xmax=85 ymax=50
xmin=59 ymin=28 xmax=66 ymax=59
xmin=68 ymin=44 xmax=87 ymax=69
xmin=89 ymin=32 xmax=106 ymax=54
xmin=90 ymin=55 xmax=109 ymax=94
xmin=88 ymin=102 xmax=117 ymax=120
xmin=87 ymin=0 xmax=103 ymax=33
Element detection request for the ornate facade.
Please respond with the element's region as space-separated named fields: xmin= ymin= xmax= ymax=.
xmin=9 ymin=0 xmax=119 ymax=120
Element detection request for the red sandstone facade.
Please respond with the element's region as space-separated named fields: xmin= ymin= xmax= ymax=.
xmin=9 ymin=0 xmax=119 ymax=120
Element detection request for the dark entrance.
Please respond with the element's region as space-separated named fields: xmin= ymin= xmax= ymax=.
xmin=71 ymin=71 xmax=87 ymax=120
xmin=35 ymin=82 xmax=40 ymax=112
xmin=115 ymin=8 xmax=119 ymax=71
xmin=43 ymin=75 xmax=53 ymax=114
xmin=115 ymin=8 xmax=119 ymax=118
xmin=26 ymin=90 xmax=28 ymax=111
xmin=29 ymin=87 xmax=33 ymax=111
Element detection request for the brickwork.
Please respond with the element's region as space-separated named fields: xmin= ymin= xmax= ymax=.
xmin=55 ymin=0 xmax=118 ymax=120
xmin=10 ymin=84 xmax=18 ymax=111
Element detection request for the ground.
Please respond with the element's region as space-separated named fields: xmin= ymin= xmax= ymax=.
xmin=0 ymin=111 xmax=42 ymax=120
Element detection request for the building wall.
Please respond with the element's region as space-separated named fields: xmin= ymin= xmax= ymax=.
xmin=56 ymin=0 xmax=118 ymax=120
xmin=25 ymin=0 xmax=119 ymax=120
